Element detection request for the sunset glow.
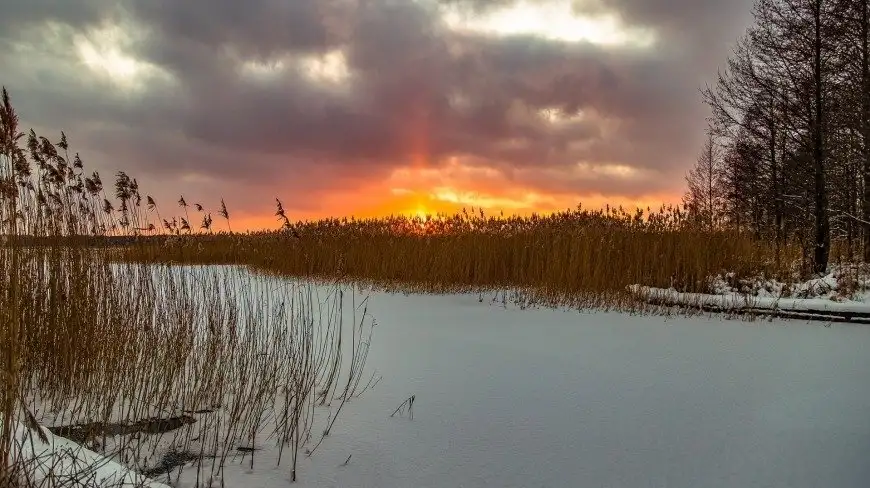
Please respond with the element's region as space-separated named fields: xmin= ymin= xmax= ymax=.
xmin=230 ymin=186 xmax=681 ymax=232
xmin=227 ymin=157 xmax=681 ymax=231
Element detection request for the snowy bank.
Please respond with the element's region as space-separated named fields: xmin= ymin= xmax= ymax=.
xmin=706 ymin=266 xmax=870 ymax=302
xmin=628 ymin=284 xmax=870 ymax=321
xmin=628 ymin=265 xmax=870 ymax=321
xmin=11 ymin=420 xmax=170 ymax=488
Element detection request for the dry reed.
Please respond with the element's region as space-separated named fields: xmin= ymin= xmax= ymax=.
xmin=1 ymin=87 xmax=375 ymax=487
xmin=119 ymin=208 xmax=806 ymax=309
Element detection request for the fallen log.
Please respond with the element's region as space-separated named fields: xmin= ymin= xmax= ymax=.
xmin=628 ymin=285 xmax=870 ymax=324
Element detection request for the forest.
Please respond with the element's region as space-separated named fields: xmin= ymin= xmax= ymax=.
xmin=687 ymin=0 xmax=870 ymax=273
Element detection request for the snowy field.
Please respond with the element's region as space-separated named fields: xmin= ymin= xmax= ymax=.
xmin=25 ymin=266 xmax=870 ymax=488
xmin=177 ymin=276 xmax=870 ymax=488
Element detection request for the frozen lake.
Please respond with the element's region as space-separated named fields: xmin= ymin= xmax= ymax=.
xmin=203 ymin=281 xmax=870 ymax=488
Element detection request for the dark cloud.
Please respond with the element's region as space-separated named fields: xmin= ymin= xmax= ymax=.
xmin=574 ymin=0 xmax=753 ymax=34
xmin=0 ymin=0 xmax=108 ymax=31
xmin=129 ymin=0 xmax=352 ymax=60
xmin=0 ymin=0 xmax=755 ymax=218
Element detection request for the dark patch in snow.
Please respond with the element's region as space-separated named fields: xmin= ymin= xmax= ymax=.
xmin=48 ymin=415 xmax=197 ymax=445
xmin=142 ymin=449 xmax=203 ymax=478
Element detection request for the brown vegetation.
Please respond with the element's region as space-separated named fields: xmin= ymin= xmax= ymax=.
xmin=116 ymin=205 xmax=819 ymax=308
xmin=1 ymin=87 xmax=374 ymax=487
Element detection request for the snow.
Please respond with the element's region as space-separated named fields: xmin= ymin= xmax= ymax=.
xmin=631 ymin=265 xmax=870 ymax=316
xmin=23 ymin=266 xmax=870 ymax=487
xmin=706 ymin=265 xmax=870 ymax=303
xmin=171 ymin=277 xmax=870 ymax=488
xmin=11 ymin=420 xmax=170 ymax=488
xmin=629 ymin=284 xmax=870 ymax=314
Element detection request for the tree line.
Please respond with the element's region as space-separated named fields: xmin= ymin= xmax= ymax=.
xmin=685 ymin=0 xmax=870 ymax=273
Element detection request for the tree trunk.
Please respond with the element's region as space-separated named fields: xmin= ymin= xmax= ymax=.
xmin=769 ymin=109 xmax=782 ymax=245
xmin=861 ymin=0 xmax=870 ymax=262
xmin=707 ymin=137 xmax=715 ymax=232
xmin=812 ymin=0 xmax=831 ymax=274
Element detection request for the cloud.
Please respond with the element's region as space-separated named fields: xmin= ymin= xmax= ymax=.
xmin=0 ymin=0 xmax=754 ymax=223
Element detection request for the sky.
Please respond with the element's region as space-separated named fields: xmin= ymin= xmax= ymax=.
xmin=0 ymin=0 xmax=754 ymax=230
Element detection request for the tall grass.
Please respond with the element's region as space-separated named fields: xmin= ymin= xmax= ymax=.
xmin=120 ymin=208 xmax=805 ymax=308
xmin=1 ymin=88 xmax=374 ymax=487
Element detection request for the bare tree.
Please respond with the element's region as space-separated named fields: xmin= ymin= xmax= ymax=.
xmin=684 ymin=132 xmax=726 ymax=231
xmin=703 ymin=0 xmax=849 ymax=273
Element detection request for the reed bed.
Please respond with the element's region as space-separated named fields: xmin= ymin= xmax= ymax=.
xmin=1 ymin=88 xmax=375 ymax=487
xmin=119 ymin=209 xmax=806 ymax=309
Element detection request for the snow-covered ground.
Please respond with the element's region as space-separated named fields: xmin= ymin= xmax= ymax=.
xmin=631 ymin=265 xmax=870 ymax=316
xmin=707 ymin=265 xmax=870 ymax=302
xmin=11 ymin=421 xmax=170 ymax=488
xmin=26 ymin=267 xmax=870 ymax=488
xmin=629 ymin=284 xmax=870 ymax=316
xmin=164 ymin=278 xmax=870 ymax=488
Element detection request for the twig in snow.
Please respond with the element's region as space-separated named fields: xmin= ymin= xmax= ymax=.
xmin=390 ymin=395 xmax=415 ymax=420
